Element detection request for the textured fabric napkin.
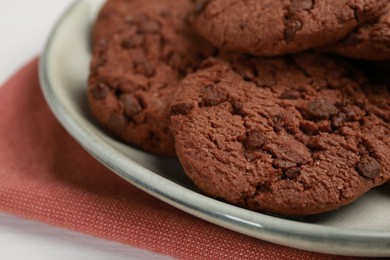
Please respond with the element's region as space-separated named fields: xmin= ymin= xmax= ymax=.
xmin=0 ymin=58 xmax=360 ymax=259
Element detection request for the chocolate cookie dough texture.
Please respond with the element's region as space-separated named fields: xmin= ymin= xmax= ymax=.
xmin=170 ymin=54 xmax=390 ymax=216
xmin=88 ymin=0 xmax=214 ymax=156
xmin=192 ymin=0 xmax=388 ymax=56
xmin=326 ymin=3 xmax=390 ymax=60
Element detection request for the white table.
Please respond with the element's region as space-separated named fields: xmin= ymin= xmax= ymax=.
xmin=0 ymin=1 xmax=171 ymax=259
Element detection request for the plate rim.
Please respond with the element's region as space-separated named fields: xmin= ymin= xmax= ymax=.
xmin=38 ymin=0 xmax=390 ymax=256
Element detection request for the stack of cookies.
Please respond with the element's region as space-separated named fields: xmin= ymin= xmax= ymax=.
xmin=88 ymin=0 xmax=390 ymax=216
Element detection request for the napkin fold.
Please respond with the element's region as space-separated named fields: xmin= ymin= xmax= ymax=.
xmin=0 ymin=58 xmax=358 ymax=259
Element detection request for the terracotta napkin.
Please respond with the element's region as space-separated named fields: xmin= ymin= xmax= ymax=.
xmin=0 ymin=58 xmax=360 ymax=259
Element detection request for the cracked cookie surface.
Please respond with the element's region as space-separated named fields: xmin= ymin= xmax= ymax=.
xmin=192 ymin=0 xmax=387 ymax=56
xmin=170 ymin=53 xmax=390 ymax=216
xmin=88 ymin=0 xmax=214 ymax=156
xmin=325 ymin=3 xmax=390 ymax=60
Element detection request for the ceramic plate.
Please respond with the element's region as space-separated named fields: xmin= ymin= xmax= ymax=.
xmin=39 ymin=0 xmax=390 ymax=256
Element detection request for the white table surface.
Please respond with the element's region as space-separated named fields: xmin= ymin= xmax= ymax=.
xmin=0 ymin=1 xmax=172 ymax=259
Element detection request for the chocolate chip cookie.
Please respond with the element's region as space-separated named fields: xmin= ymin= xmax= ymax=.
xmin=325 ymin=4 xmax=390 ymax=60
xmin=88 ymin=0 xmax=214 ymax=156
xmin=170 ymin=53 xmax=390 ymax=216
xmin=192 ymin=0 xmax=387 ymax=56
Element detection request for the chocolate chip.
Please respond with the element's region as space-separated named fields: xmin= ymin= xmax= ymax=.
xmin=245 ymin=131 xmax=266 ymax=150
xmin=170 ymin=102 xmax=194 ymax=115
xmin=107 ymin=114 xmax=127 ymax=135
xmin=341 ymin=106 xmax=359 ymax=121
xmin=121 ymin=34 xmax=145 ymax=48
xmin=339 ymin=126 xmax=354 ymax=136
xmin=307 ymin=137 xmax=327 ymax=151
xmin=356 ymin=156 xmax=381 ymax=179
xmin=272 ymin=114 xmax=286 ymax=133
xmin=232 ymin=101 xmax=247 ymax=116
xmin=300 ymin=120 xmax=319 ymax=135
xmin=273 ymin=159 xmax=297 ymax=170
xmin=273 ymin=123 xmax=283 ymax=133
xmin=92 ymin=83 xmax=110 ymax=100
xmin=284 ymin=19 xmax=303 ymax=42
xmin=194 ymin=0 xmax=210 ymax=14
xmin=121 ymin=94 xmax=142 ymax=118
xmin=273 ymin=159 xmax=301 ymax=179
xmin=201 ymin=84 xmax=227 ymax=106
xmin=331 ymin=113 xmax=346 ymax=128
xmin=281 ymin=90 xmax=301 ymax=99
xmin=307 ymin=99 xmax=338 ymax=120
xmin=284 ymin=167 xmax=301 ymax=179
xmin=263 ymin=137 xmax=312 ymax=165
xmin=137 ymin=21 xmax=161 ymax=33
xmin=289 ymin=0 xmax=313 ymax=12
